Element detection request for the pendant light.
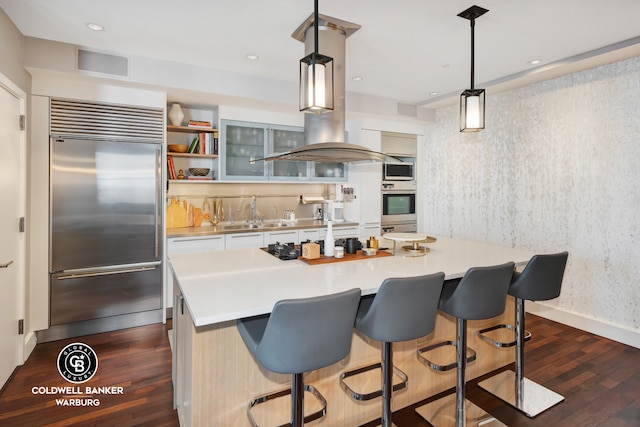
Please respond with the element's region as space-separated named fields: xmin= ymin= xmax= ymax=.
xmin=458 ymin=5 xmax=489 ymax=132
xmin=299 ymin=0 xmax=334 ymax=113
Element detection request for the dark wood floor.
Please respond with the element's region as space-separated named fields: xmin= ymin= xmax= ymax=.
xmin=1 ymin=314 xmax=638 ymax=426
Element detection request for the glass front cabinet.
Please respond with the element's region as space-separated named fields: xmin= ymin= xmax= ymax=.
xmin=220 ymin=120 xmax=269 ymax=181
xmin=270 ymin=124 xmax=309 ymax=181
xmin=220 ymin=120 xmax=347 ymax=182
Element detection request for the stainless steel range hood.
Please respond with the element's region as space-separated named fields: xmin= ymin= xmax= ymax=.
xmin=263 ymin=142 xmax=401 ymax=163
xmin=261 ymin=13 xmax=402 ymax=164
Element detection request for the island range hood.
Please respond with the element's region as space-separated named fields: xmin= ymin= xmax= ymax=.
xmin=261 ymin=13 xmax=402 ymax=164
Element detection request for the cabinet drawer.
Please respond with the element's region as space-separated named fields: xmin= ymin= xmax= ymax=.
xmin=359 ymin=223 xmax=381 ymax=238
xmin=168 ymin=236 xmax=225 ymax=254
xmin=326 ymin=226 xmax=359 ymax=239
xmin=225 ymin=232 xmax=264 ymax=249
xmin=299 ymin=228 xmax=321 ymax=242
xmin=264 ymin=229 xmax=299 ymax=245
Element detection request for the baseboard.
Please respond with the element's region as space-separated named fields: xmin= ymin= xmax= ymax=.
xmin=24 ymin=331 xmax=37 ymax=361
xmin=527 ymin=302 xmax=640 ymax=349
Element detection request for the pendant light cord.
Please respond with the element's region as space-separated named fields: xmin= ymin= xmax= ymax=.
xmin=470 ymin=16 xmax=475 ymax=91
xmin=314 ymin=0 xmax=319 ymax=54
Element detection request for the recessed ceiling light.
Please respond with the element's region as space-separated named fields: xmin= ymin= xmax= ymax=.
xmin=528 ymin=59 xmax=542 ymax=65
xmin=86 ymin=23 xmax=104 ymax=31
xmin=246 ymin=54 xmax=259 ymax=60
xmin=429 ymin=92 xmax=439 ymax=96
xmin=352 ymin=76 xmax=363 ymax=81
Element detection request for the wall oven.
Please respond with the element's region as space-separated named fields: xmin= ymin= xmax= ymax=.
xmin=381 ymin=181 xmax=417 ymax=226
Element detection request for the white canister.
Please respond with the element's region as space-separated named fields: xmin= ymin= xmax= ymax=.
xmin=334 ymin=246 xmax=344 ymax=258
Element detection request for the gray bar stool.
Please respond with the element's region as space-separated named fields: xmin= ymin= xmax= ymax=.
xmin=415 ymin=262 xmax=515 ymax=427
xmin=339 ymin=273 xmax=445 ymax=427
xmin=237 ymin=288 xmax=361 ymax=427
xmin=478 ymin=252 xmax=569 ymax=417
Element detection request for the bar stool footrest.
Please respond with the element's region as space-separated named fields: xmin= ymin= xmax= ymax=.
xmin=417 ymin=340 xmax=476 ymax=371
xmin=339 ymin=362 xmax=408 ymax=401
xmin=478 ymin=323 xmax=532 ymax=348
xmin=248 ymin=384 xmax=327 ymax=427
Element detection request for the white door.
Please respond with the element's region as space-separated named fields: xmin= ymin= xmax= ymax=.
xmin=0 ymin=76 xmax=25 ymax=389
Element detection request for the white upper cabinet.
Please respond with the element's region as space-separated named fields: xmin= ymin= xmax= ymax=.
xmin=359 ymin=129 xmax=382 ymax=226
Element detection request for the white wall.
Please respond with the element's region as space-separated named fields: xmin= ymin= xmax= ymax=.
xmin=424 ymin=56 xmax=640 ymax=347
xmin=0 ymin=9 xmax=30 ymax=92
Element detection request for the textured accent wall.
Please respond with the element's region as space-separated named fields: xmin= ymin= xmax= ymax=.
xmin=424 ymin=56 xmax=640 ymax=333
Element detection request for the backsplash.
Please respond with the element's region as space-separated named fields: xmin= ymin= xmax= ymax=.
xmin=167 ymin=182 xmax=333 ymax=224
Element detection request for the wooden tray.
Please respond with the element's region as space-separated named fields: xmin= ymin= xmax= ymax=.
xmin=300 ymin=249 xmax=393 ymax=265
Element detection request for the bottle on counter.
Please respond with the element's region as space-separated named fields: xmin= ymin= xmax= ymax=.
xmin=324 ymin=219 xmax=335 ymax=257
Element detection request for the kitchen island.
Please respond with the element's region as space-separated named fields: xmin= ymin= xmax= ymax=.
xmin=169 ymin=237 xmax=536 ymax=427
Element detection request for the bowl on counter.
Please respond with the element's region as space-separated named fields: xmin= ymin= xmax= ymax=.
xmin=168 ymin=144 xmax=188 ymax=153
xmin=189 ymin=168 xmax=210 ymax=176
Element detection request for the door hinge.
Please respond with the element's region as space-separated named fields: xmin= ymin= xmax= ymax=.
xmin=18 ymin=319 xmax=24 ymax=335
xmin=19 ymin=217 xmax=25 ymax=233
xmin=19 ymin=115 xmax=25 ymax=131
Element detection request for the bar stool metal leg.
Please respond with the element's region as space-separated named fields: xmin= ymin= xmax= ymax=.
xmin=292 ymin=373 xmax=303 ymax=427
xmin=416 ymin=319 xmax=506 ymax=427
xmin=381 ymin=341 xmax=394 ymax=427
xmin=478 ymin=298 xmax=564 ymax=417
xmin=455 ymin=319 xmax=466 ymax=427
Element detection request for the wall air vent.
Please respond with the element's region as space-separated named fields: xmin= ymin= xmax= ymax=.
xmin=77 ymin=49 xmax=129 ymax=78
xmin=50 ymin=98 xmax=163 ymax=142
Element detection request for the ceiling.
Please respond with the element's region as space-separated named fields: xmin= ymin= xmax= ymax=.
xmin=2 ymin=0 xmax=640 ymax=108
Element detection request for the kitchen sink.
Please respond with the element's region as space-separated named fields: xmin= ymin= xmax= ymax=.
xmin=264 ymin=221 xmax=292 ymax=228
xmin=222 ymin=224 xmax=261 ymax=230
xmin=221 ymin=221 xmax=293 ymax=231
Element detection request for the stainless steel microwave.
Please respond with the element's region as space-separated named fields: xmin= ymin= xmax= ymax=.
xmin=383 ymin=162 xmax=415 ymax=181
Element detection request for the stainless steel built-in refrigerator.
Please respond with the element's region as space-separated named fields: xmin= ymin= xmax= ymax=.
xmin=43 ymin=99 xmax=164 ymax=342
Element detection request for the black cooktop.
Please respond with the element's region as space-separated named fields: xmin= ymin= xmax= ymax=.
xmin=262 ymin=240 xmax=326 ymax=260
xmin=262 ymin=242 xmax=301 ymax=260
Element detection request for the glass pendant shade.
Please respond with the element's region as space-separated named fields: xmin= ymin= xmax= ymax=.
xmin=460 ymin=88 xmax=485 ymax=131
xmin=300 ymin=52 xmax=334 ymax=113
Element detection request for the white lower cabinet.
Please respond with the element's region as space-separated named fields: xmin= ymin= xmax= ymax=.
xmin=322 ymin=225 xmax=359 ymax=239
xmin=299 ymin=228 xmax=321 ymax=242
xmin=359 ymin=222 xmax=381 ymax=239
xmin=168 ymin=235 xmax=226 ymax=254
xmin=263 ymin=229 xmax=299 ymax=245
xmin=225 ymin=232 xmax=264 ymax=249
xmin=167 ymin=236 xmax=226 ymax=310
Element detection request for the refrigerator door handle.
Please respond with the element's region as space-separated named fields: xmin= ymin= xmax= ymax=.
xmin=55 ymin=262 xmax=161 ymax=280
xmin=155 ymin=147 xmax=161 ymax=259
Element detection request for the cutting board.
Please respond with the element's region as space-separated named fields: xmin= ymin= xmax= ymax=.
xmin=166 ymin=198 xmax=188 ymax=228
xmin=300 ymin=250 xmax=393 ymax=265
xmin=189 ymin=205 xmax=203 ymax=227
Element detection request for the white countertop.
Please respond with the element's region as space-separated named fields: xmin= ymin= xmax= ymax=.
xmin=169 ymin=237 xmax=536 ymax=327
